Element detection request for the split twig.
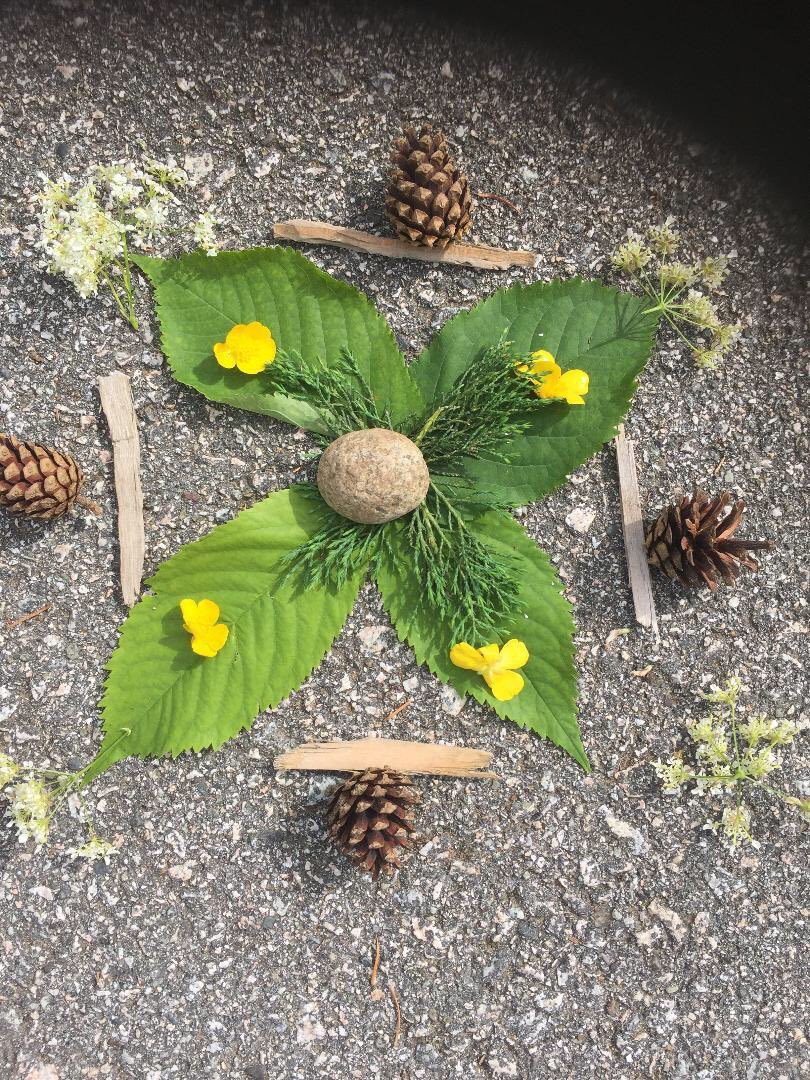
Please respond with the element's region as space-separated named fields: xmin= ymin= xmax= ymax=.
xmin=476 ymin=191 xmax=521 ymax=215
xmin=273 ymin=220 xmax=537 ymax=271
xmin=5 ymin=603 xmax=52 ymax=630
xmin=274 ymin=738 xmax=496 ymax=778
xmin=98 ymin=372 xmax=144 ymax=607
xmin=389 ymin=982 xmax=402 ymax=1048
xmin=615 ymin=425 xmax=658 ymax=637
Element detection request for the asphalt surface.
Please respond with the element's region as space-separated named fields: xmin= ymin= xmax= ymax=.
xmin=0 ymin=2 xmax=807 ymax=1078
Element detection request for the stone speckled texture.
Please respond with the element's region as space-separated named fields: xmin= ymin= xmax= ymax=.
xmin=0 ymin=2 xmax=807 ymax=1078
xmin=317 ymin=428 xmax=429 ymax=524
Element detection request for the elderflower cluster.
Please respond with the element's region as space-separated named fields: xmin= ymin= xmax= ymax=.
xmin=7 ymin=778 xmax=53 ymax=846
xmin=192 ymin=211 xmax=220 ymax=257
xmin=38 ymin=177 xmax=124 ymax=297
xmin=1 ymin=750 xmax=118 ymax=859
xmin=35 ymin=158 xmax=219 ymax=327
xmin=653 ymin=677 xmax=808 ymax=850
xmin=611 ymin=218 xmax=742 ymax=371
xmin=0 ymin=753 xmax=20 ymax=788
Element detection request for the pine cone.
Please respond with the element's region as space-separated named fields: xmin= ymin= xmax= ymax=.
xmin=326 ymin=767 xmax=419 ymax=880
xmin=645 ymin=489 xmax=775 ymax=590
xmin=0 ymin=433 xmax=85 ymax=520
xmin=385 ymin=123 xmax=473 ymax=249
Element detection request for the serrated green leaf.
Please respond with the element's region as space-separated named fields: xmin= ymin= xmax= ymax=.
xmin=134 ymin=247 xmax=423 ymax=432
xmin=84 ymin=488 xmax=363 ymax=781
xmin=411 ymin=278 xmax=657 ymax=505
xmin=376 ymin=510 xmax=587 ymax=770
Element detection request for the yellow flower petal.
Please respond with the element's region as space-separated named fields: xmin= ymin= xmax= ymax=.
xmin=213 ymin=342 xmax=236 ymax=369
xmin=498 ymin=638 xmax=529 ymax=670
xmin=449 ymin=642 xmax=485 ymax=671
xmin=180 ymin=598 xmax=200 ymax=628
xmin=485 ymin=669 xmax=525 ymax=701
xmin=478 ymin=643 xmax=501 ymax=665
xmin=528 ymin=350 xmax=559 ymax=377
xmin=195 ymin=598 xmax=221 ymax=627
xmin=536 ymin=369 xmax=590 ymax=405
xmin=557 ymin=369 xmax=589 ymax=404
xmin=191 ymin=623 xmax=229 ymax=658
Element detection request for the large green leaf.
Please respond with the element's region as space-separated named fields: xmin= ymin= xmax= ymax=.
xmin=84 ymin=488 xmax=363 ymax=781
xmin=411 ymin=278 xmax=657 ymax=505
xmin=135 ymin=247 xmax=423 ymax=432
xmin=376 ymin=510 xmax=587 ymax=769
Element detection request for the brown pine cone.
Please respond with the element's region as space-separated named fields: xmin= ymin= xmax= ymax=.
xmin=0 ymin=433 xmax=87 ymax=520
xmin=326 ymin=767 xmax=419 ymax=880
xmin=645 ymin=489 xmax=775 ymax=590
xmin=385 ymin=123 xmax=473 ymax=249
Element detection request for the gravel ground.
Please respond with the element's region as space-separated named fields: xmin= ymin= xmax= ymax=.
xmin=0 ymin=2 xmax=808 ymax=1078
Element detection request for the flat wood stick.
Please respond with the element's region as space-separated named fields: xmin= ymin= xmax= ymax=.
xmin=98 ymin=373 xmax=144 ymax=607
xmin=274 ymin=738 xmax=496 ymax=778
xmin=615 ymin=424 xmax=658 ymax=637
xmin=273 ymin=220 xmax=537 ymax=271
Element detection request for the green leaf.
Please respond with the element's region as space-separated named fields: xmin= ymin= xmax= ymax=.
xmin=411 ymin=278 xmax=657 ymax=505
xmin=376 ymin=510 xmax=588 ymax=770
xmin=134 ymin=247 xmax=423 ymax=432
xmin=84 ymin=488 xmax=363 ymax=781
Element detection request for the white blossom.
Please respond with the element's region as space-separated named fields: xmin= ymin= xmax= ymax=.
xmin=7 ymin=779 xmax=53 ymax=846
xmin=192 ymin=211 xmax=219 ymax=256
xmin=0 ymin=753 xmax=20 ymax=789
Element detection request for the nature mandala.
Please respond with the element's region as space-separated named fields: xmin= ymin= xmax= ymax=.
xmin=82 ymin=247 xmax=657 ymax=783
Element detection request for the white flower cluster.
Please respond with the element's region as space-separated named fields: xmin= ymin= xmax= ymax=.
xmin=192 ymin=211 xmax=220 ymax=257
xmin=38 ymin=176 xmax=124 ymax=298
xmin=0 ymin=752 xmax=19 ymax=789
xmin=35 ymin=158 xmax=220 ymax=323
xmin=1 ymin=751 xmax=117 ymax=858
xmin=611 ymin=219 xmax=741 ymax=370
xmin=7 ymin=778 xmax=53 ymax=846
xmin=654 ymin=678 xmax=807 ymax=850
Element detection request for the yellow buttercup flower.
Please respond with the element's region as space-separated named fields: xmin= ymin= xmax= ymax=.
xmin=523 ymin=349 xmax=589 ymax=405
xmin=535 ymin=367 xmax=590 ymax=405
xmin=180 ymin=598 xmax=229 ymax=658
xmin=449 ymin=638 xmax=529 ymax=701
xmin=213 ymin=321 xmax=277 ymax=375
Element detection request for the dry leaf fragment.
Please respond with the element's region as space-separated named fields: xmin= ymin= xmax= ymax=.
xmin=631 ymin=665 xmax=653 ymax=678
xmin=605 ymin=628 xmax=631 ymax=649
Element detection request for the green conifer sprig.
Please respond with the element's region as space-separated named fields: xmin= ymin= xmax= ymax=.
xmin=270 ymin=349 xmax=391 ymax=442
xmin=396 ymin=484 xmax=523 ymax=643
xmin=411 ymin=339 xmax=545 ymax=467
xmin=281 ymin=487 xmax=382 ymax=589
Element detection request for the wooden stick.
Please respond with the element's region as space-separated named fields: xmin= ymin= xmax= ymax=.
xmin=274 ymin=738 xmax=496 ymax=778
xmin=98 ymin=373 xmax=144 ymax=607
xmin=273 ymin=220 xmax=537 ymax=271
xmin=615 ymin=424 xmax=658 ymax=636
xmin=389 ymin=983 xmax=402 ymax=1048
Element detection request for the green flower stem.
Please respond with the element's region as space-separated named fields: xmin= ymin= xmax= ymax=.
xmin=102 ymin=267 xmax=138 ymax=332
xmin=120 ymin=233 xmax=139 ymax=330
